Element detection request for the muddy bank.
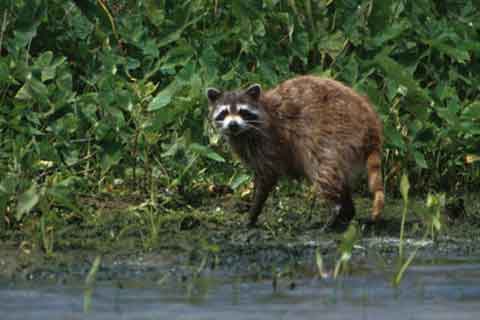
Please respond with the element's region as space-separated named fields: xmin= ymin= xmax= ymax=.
xmin=1 ymin=234 xmax=479 ymax=285
xmin=1 ymin=194 xmax=479 ymax=282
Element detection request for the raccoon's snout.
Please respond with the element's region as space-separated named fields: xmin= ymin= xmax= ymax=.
xmin=228 ymin=121 xmax=240 ymax=132
xmin=222 ymin=116 xmax=246 ymax=135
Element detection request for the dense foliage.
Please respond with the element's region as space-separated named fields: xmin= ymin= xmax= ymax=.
xmin=1 ymin=0 xmax=479 ymax=229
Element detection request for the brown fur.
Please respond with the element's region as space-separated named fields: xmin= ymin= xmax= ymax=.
xmin=208 ymin=75 xmax=384 ymax=228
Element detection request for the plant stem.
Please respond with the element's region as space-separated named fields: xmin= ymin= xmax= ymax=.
xmin=399 ymin=198 xmax=407 ymax=260
xmin=0 ymin=9 xmax=8 ymax=55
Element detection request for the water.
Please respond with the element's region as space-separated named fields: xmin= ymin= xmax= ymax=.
xmin=1 ymin=260 xmax=480 ymax=320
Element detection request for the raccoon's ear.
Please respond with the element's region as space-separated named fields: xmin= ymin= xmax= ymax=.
xmin=206 ymin=87 xmax=222 ymax=103
xmin=245 ymin=84 xmax=261 ymax=100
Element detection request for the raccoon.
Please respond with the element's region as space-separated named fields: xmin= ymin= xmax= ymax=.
xmin=206 ymin=75 xmax=384 ymax=229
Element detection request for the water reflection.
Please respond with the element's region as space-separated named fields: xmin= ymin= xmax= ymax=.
xmin=1 ymin=261 xmax=480 ymax=320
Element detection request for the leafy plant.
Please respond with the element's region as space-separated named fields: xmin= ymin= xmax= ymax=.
xmin=334 ymin=221 xmax=360 ymax=279
xmin=0 ymin=0 xmax=478 ymax=235
xmin=393 ymin=173 xmax=446 ymax=286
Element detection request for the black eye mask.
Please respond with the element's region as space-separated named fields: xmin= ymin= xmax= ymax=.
xmin=238 ymin=109 xmax=259 ymax=121
xmin=214 ymin=109 xmax=228 ymax=122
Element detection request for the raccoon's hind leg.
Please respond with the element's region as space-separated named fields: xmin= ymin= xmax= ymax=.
xmin=366 ymin=150 xmax=384 ymax=221
xmin=326 ymin=185 xmax=355 ymax=231
xmin=313 ymin=166 xmax=355 ymax=231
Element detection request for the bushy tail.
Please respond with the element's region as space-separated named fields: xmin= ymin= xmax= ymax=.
xmin=366 ymin=150 xmax=384 ymax=220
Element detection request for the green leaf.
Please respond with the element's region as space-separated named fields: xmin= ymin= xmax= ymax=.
xmin=426 ymin=40 xmax=470 ymax=64
xmin=339 ymin=221 xmax=358 ymax=254
xmin=384 ymin=124 xmax=405 ymax=150
xmin=371 ymin=19 xmax=410 ymax=47
xmin=373 ymin=49 xmax=431 ymax=114
xmin=318 ymin=31 xmax=346 ymax=59
xmin=161 ymin=44 xmax=195 ymax=70
xmin=199 ymin=47 xmax=220 ymax=83
xmin=15 ymin=83 xmax=33 ymax=100
xmin=148 ymin=81 xmax=180 ymax=111
xmin=230 ymin=174 xmax=250 ymax=190
xmin=189 ymin=143 xmax=225 ymax=162
xmin=413 ymin=150 xmax=428 ymax=169
xmin=232 ymin=0 xmax=262 ymax=20
xmin=16 ymin=185 xmax=40 ymax=221
xmin=35 ymin=51 xmax=53 ymax=68
xmin=157 ymin=14 xmax=205 ymax=48
xmin=101 ymin=143 xmax=123 ymax=174
xmin=15 ymin=76 xmax=49 ymax=104
xmin=144 ymin=0 xmax=165 ymax=27
xmin=176 ymin=61 xmax=196 ymax=85
xmin=461 ymin=101 xmax=480 ymax=120
xmin=42 ymin=66 xmax=56 ymax=82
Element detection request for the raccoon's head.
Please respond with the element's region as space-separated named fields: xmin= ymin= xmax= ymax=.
xmin=205 ymin=84 xmax=265 ymax=137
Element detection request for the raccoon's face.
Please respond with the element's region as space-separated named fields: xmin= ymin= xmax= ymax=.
xmin=206 ymin=84 xmax=265 ymax=137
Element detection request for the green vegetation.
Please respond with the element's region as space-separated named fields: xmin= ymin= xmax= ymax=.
xmin=0 ymin=0 xmax=479 ymax=255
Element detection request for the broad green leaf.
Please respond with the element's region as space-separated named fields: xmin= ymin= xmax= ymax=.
xmin=15 ymin=83 xmax=33 ymax=100
xmin=413 ymin=150 xmax=428 ymax=169
xmin=461 ymin=101 xmax=480 ymax=119
xmin=144 ymin=0 xmax=165 ymax=27
xmin=373 ymin=50 xmax=431 ymax=113
xmin=189 ymin=143 xmax=225 ymax=162
xmin=199 ymin=47 xmax=220 ymax=83
xmin=157 ymin=14 xmax=205 ymax=48
xmin=101 ymin=143 xmax=123 ymax=174
xmin=42 ymin=66 xmax=57 ymax=82
xmin=148 ymin=81 xmax=180 ymax=111
xmin=292 ymin=31 xmax=310 ymax=63
xmin=35 ymin=51 xmax=53 ymax=68
xmin=230 ymin=174 xmax=250 ymax=190
xmin=144 ymin=107 xmax=180 ymax=132
xmin=339 ymin=221 xmax=358 ymax=254
xmin=161 ymin=44 xmax=195 ymax=70
xmin=384 ymin=124 xmax=405 ymax=150
xmin=16 ymin=185 xmax=40 ymax=221
xmin=15 ymin=77 xmax=49 ymax=104
xmin=426 ymin=40 xmax=470 ymax=64
xmin=232 ymin=0 xmax=262 ymax=20
xmin=28 ymin=77 xmax=49 ymax=100
xmin=371 ymin=19 xmax=410 ymax=47
xmin=176 ymin=61 xmax=196 ymax=85
xmin=436 ymin=107 xmax=459 ymax=126
xmin=318 ymin=31 xmax=346 ymax=59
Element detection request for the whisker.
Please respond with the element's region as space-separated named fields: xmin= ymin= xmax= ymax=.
xmin=245 ymin=124 xmax=271 ymax=140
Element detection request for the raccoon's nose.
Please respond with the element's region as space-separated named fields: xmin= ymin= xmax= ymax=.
xmin=228 ymin=121 xmax=240 ymax=132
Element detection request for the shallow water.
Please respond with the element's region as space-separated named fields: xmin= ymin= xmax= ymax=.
xmin=2 ymin=259 xmax=480 ymax=320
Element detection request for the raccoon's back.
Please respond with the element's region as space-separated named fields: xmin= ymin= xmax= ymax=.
xmin=260 ymin=75 xmax=383 ymax=170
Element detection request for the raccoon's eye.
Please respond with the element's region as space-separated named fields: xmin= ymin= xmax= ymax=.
xmin=238 ymin=109 xmax=259 ymax=121
xmin=214 ymin=109 xmax=228 ymax=122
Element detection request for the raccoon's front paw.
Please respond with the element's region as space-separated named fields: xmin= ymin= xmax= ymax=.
xmin=316 ymin=214 xmax=351 ymax=233
xmin=323 ymin=220 xmax=350 ymax=233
